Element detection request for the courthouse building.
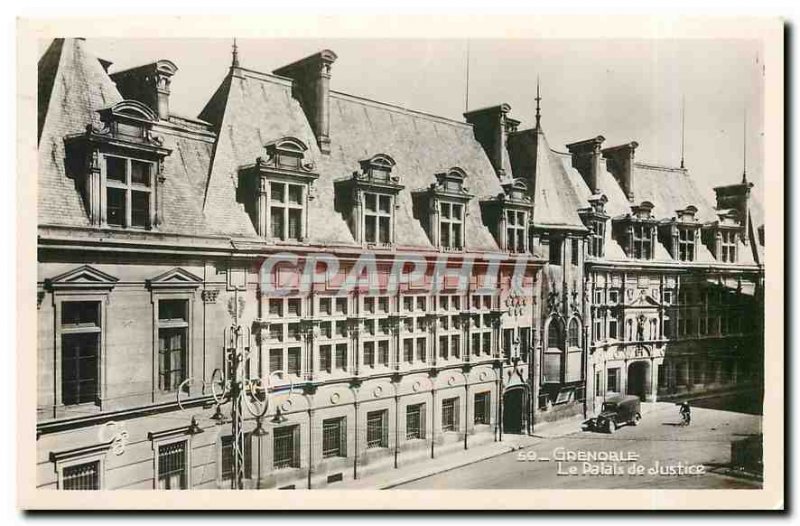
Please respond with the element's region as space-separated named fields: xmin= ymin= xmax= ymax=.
xmin=35 ymin=38 xmax=764 ymax=489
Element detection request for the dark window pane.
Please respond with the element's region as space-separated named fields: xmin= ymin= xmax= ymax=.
xmin=365 ymin=216 xmax=376 ymax=243
xmin=271 ymin=207 xmax=284 ymax=239
xmin=159 ymin=299 xmax=187 ymax=322
xmin=379 ymin=195 xmax=391 ymax=213
xmin=158 ymin=327 xmax=187 ymax=391
xmin=364 ymin=193 xmax=376 ymax=212
xmin=270 ymin=183 xmax=284 ymax=203
xmin=130 ymin=160 xmax=151 ymax=186
xmin=131 ymin=191 xmax=150 ymax=228
xmin=288 ymin=185 xmax=302 ymax=205
xmin=273 ymin=426 xmax=299 ymax=469
xmin=106 ymin=156 xmax=126 ymax=183
xmin=287 ymin=347 xmax=301 ymax=376
xmin=366 ymin=410 xmax=388 ymax=448
xmin=288 ymin=208 xmax=302 ymax=240
xmin=107 ymin=187 xmax=126 ymax=226
xmin=61 ymin=301 xmax=99 ymax=327
xmin=322 ymin=418 xmax=346 ymax=458
xmin=221 ymin=434 xmax=252 ymax=481
xmin=379 ymin=216 xmax=390 ymax=244
xmin=61 ymin=332 xmax=98 ymax=405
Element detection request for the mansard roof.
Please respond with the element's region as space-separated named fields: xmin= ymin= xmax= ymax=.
xmin=200 ymin=66 xmax=503 ymax=250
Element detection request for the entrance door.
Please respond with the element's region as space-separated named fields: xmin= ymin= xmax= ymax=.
xmin=627 ymin=361 xmax=649 ymax=400
xmin=502 ymin=388 xmax=525 ymax=434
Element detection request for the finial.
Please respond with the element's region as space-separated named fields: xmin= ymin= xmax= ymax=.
xmin=232 ymin=38 xmax=240 ymax=68
xmin=535 ymin=76 xmax=542 ymax=130
xmin=742 ymin=108 xmax=748 ymax=183
xmin=680 ymin=95 xmax=685 ymax=169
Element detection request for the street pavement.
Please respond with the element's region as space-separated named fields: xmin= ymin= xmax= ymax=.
xmin=396 ymin=402 xmax=762 ymax=489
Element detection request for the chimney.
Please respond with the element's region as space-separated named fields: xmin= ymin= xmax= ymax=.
xmin=464 ymin=104 xmax=514 ymax=179
xmin=566 ymin=136 xmax=606 ymax=193
xmin=602 ymin=142 xmax=639 ymax=202
xmin=110 ymin=60 xmax=178 ymax=121
xmin=713 ymin=180 xmax=753 ymax=233
xmin=273 ymin=50 xmax=338 ymax=154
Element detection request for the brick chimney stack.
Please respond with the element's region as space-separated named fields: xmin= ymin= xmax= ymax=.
xmin=602 ymin=142 xmax=639 ymax=202
xmin=566 ymin=135 xmax=606 ymax=194
xmin=273 ymin=50 xmax=338 ymax=154
xmin=110 ymin=60 xmax=178 ymax=121
xmin=464 ymin=104 xmax=515 ymax=179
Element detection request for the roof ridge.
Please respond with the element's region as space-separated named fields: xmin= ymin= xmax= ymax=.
xmin=329 ymin=90 xmax=472 ymax=129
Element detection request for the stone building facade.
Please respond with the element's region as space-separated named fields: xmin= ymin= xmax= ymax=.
xmin=35 ymin=39 xmax=763 ymax=490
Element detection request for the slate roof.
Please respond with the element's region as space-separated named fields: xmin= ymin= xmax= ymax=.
xmin=198 ymin=67 xmax=504 ymax=250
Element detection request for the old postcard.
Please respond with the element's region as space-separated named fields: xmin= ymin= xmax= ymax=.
xmin=17 ymin=15 xmax=784 ymax=510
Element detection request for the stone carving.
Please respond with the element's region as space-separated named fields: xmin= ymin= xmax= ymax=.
xmin=201 ymin=288 xmax=219 ymax=304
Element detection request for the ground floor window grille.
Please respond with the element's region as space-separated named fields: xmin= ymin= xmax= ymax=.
xmin=158 ymin=441 xmax=188 ymax=489
xmin=273 ymin=426 xmax=300 ymax=470
xmin=406 ymin=403 xmax=425 ymax=439
xmin=474 ymin=392 xmax=490 ymax=425
xmin=441 ymin=397 xmax=458 ymax=432
xmin=322 ymin=417 xmax=346 ymax=458
xmin=366 ymin=410 xmax=389 ymax=449
xmin=61 ymin=461 xmax=100 ymax=490
xmin=221 ymin=434 xmax=252 ymax=481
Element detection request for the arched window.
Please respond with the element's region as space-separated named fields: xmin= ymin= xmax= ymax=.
xmin=547 ymin=320 xmax=563 ymax=349
xmin=568 ymin=318 xmax=580 ymax=348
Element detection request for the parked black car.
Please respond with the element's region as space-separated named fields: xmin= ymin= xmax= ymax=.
xmin=585 ymin=395 xmax=642 ymax=433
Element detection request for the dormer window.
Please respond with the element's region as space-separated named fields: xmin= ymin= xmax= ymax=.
xmin=479 ymin=179 xmax=531 ymax=254
xmin=63 ymin=100 xmax=171 ymax=230
xmin=414 ymin=167 xmax=473 ymax=251
xmin=335 ymin=154 xmax=402 ymax=247
xmin=579 ymin=194 xmax=609 ymax=258
xmin=659 ymin=206 xmax=700 ymax=262
xmin=614 ymin=201 xmax=656 ymax=260
xmin=237 ymin=137 xmax=318 ymax=243
xmin=702 ymin=209 xmax=741 ymax=264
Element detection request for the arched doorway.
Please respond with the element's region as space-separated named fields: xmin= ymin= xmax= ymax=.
xmin=503 ymin=387 xmax=526 ymax=434
xmin=627 ymin=361 xmax=650 ymax=400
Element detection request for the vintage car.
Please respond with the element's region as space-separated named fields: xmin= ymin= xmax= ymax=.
xmin=584 ymin=395 xmax=642 ymax=433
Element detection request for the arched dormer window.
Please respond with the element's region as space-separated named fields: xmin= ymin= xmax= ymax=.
xmin=63 ymin=100 xmax=171 ymax=230
xmin=237 ymin=137 xmax=319 ymax=242
xmin=334 ymin=154 xmax=403 ymax=247
xmin=413 ymin=167 xmax=473 ymax=251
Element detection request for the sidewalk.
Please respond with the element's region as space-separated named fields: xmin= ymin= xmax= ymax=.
xmin=338 ymin=416 xmax=587 ymax=490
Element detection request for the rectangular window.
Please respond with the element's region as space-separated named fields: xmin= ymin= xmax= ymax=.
xmin=335 ymin=344 xmax=347 ymax=371
xmin=61 ymin=301 xmax=100 ymax=406
xmin=439 ymin=335 xmax=448 ymax=360
xmin=221 ymin=434 xmax=252 ymax=481
xmin=416 ymin=337 xmax=427 ymax=363
xmin=319 ymin=297 xmax=332 ymax=316
xmin=269 ymin=182 xmax=304 ymax=241
xmin=588 ymin=218 xmax=605 ymax=257
xmin=406 ymin=403 xmax=425 ymax=440
xmin=474 ymin=392 xmax=490 ymax=425
xmin=609 ymin=317 xmax=618 ymax=339
xmin=158 ymin=441 xmax=188 ymax=490
xmin=269 ymin=349 xmax=283 ymax=374
xmin=607 ymin=367 xmax=620 ymax=393
xmin=678 ymin=227 xmax=696 ymax=261
xmin=158 ymin=299 xmax=188 ymax=392
xmin=403 ymin=339 xmax=414 ymax=363
xmin=287 ymin=347 xmax=301 ymax=376
xmin=273 ymin=425 xmax=300 ymax=470
xmin=505 ymin=209 xmax=526 ymax=253
xmin=104 ymin=156 xmax=153 ymax=229
xmin=363 ymin=341 xmax=375 ymax=368
xmin=61 ymin=461 xmax=100 ymax=490
xmin=366 ymin=410 xmax=389 ymax=449
xmin=632 ymin=224 xmax=653 ymax=260
xmin=503 ymin=328 xmax=514 ymax=362
xmin=441 ymin=397 xmax=458 ymax=432
xmin=548 ymin=238 xmax=562 ymax=264
xmin=322 ymin=417 xmax=346 ymax=459
xmin=364 ymin=192 xmax=392 ymax=245
xmin=440 ymin=202 xmax=465 ymax=250
xmin=320 ymin=344 xmax=332 ymax=373
xmin=571 ymin=238 xmax=580 ymax=266
xmin=720 ymin=230 xmax=737 ymax=263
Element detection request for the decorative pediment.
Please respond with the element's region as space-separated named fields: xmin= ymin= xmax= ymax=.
xmin=675 ymin=205 xmax=699 ymax=222
xmin=348 ymin=154 xmax=402 ymax=190
xmin=146 ymin=267 xmax=203 ymax=290
xmin=628 ymin=290 xmax=661 ymax=308
xmin=630 ymin=201 xmax=655 ymax=220
xmin=45 ymin=265 xmax=119 ymax=291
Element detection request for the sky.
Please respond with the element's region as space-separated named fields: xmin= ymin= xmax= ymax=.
xmin=65 ymin=37 xmax=764 ymax=206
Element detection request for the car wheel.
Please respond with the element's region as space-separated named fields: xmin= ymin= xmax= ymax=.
xmin=606 ymin=420 xmax=615 ymax=434
xmin=631 ymin=413 xmax=641 ymax=426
